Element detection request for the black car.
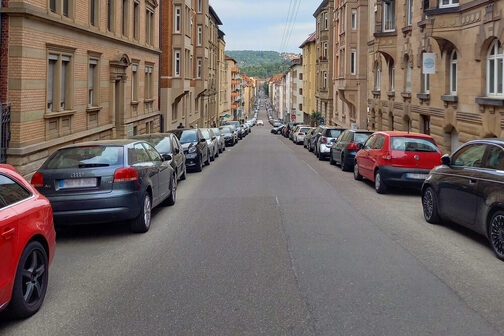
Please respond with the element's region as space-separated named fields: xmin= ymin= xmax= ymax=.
xmin=330 ymin=130 xmax=373 ymax=171
xmin=421 ymin=139 xmax=504 ymax=260
xmin=315 ymin=128 xmax=346 ymax=160
xmin=131 ymin=133 xmax=187 ymax=181
xmin=168 ymin=129 xmax=210 ymax=172
xmin=220 ymin=126 xmax=237 ymax=146
xmin=33 ymin=140 xmax=176 ymax=233
xmin=271 ymin=124 xmax=285 ymax=134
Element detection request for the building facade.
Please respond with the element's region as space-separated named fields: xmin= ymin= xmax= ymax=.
xmin=205 ymin=6 xmax=222 ymax=127
xmin=314 ymin=0 xmax=335 ymax=125
xmin=287 ymin=59 xmax=304 ymax=123
xmin=217 ymin=30 xmax=230 ymax=121
xmin=300 ymin=32 xmax=317 ymax=124
xmin=2 ymin=0 xmax=160 ymax=175
xmin=333 ymin=0 xmax=368 ymax=129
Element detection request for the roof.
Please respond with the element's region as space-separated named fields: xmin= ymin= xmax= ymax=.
xmin=225 ymin=55 xmax=237 ymax=63
xmin=314 ymin=0 xmax=330 ymax=17
xmin=209 ymin=6 xmax=223 ymax=25
xmin=299 ymin=32 xmax=317 ymax=48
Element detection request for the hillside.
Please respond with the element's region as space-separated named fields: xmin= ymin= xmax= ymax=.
xmin=226 ymin=50 xmax=300 ymax=79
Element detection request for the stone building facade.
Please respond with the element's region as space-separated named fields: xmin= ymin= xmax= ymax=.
xmin=217 ymin=30 xmax=230 ymax=122
xmin=2 ymin=0 xmax=160 ymax=175
xmin=300 ymin=32 xmax=317 ymax=123
xmin=367 ymin=0 xmax=504 ymax=154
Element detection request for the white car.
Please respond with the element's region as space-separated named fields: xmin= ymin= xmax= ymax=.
xmin=293 ymin=126 xmax=311 ymax=145
xmin=257 ymin=120 xmax=264 ymax=126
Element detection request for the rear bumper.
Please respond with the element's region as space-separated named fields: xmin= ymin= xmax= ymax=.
xmin=379 ymin=166 xmax=432 ymax=188
xmin=49 ymin=191 xmax=141 ymax=225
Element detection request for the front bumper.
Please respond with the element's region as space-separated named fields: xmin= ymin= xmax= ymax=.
xmin=378 ymin=166 xmax=432 ymax=188
xmin=185 ymin=153 xmax=201 ymax=167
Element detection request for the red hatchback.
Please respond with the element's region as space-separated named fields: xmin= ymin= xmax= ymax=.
xmin=353 ymin=131 xmax=442 ymax=193
xmin=0 ymin=164 xmax=56 ymax=318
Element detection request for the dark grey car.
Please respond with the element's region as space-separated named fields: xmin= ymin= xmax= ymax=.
xmin=34 ymin=140 xmax=176 ymax=233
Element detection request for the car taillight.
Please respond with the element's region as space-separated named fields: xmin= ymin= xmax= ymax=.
xmin=113 ymin=168 xmax=138 ymax=183
xmin=299 ymin=133 xmax=305 ymax=136
xmin=347 ymin=142 xmax=359 ymax=150
xmin=31 ymin=172 xmax=44 ymax=187
xmin=322 ymin=137 xmax=328 ymax=144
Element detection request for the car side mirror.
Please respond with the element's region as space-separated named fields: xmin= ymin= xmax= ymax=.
xmin=162 ymin=153 xmax=173 ymax=162
xmin=175 ymin=148 xmax=180 ymax=154
xmin=212 ymin=136 xmax=216 ymax=140
xmin=200 ymin=138 xmax=206 ymax=143
xmin=441 ymin=154 xmax=451 ymax=166
xmin=357 ymin=143 xmax=364 ymax=149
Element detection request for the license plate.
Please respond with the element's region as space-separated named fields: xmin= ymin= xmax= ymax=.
xmin=406 ymin=173 xmax=427 ymax=180
xmin=59 ymin=178 xmax=98 ymax=189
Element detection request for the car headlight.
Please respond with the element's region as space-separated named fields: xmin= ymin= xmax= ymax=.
xmin=188 ymin=146 xmax=197 ymax=153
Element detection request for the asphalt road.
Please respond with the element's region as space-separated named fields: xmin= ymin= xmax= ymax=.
xmin=2 ymin=106 xmax=504 ymax=335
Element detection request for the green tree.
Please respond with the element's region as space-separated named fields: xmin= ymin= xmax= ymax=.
xmin=311 ymin=111 xmax=322 ymax=126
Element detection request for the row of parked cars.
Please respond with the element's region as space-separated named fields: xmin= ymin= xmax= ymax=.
xmin=273 ymin=122 xmax=504 ymax=261
xmin=0 ymin=120 xmax=256 ymax=319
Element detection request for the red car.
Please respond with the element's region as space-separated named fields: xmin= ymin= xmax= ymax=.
xmin=353 ymin=131 xmax=442 ymax=193
xmin=0 ymin=164 xmax=56 ymax=318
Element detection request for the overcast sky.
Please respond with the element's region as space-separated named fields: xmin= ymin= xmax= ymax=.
xmin=210 ymin=0 xmax=319 ymax=53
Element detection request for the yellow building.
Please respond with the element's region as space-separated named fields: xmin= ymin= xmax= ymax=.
xmin=300 ymin=32 xmax=317 ymax=124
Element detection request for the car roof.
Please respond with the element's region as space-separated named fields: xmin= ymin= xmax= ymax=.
xmin=58 ymin=139 xmax=139 ymax=149
xmin=131 ymin=133 xmax=173 ymax=139
xmin=464 ymin=139 xmax=504 ymax=146
xmin=348 ymin=129 xmax=373 ymax=133
xmin=374 ymin=131 xmax=434 ymax=138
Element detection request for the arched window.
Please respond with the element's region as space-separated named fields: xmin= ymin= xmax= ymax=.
xmin=375 ymin=63 xmax=381 ymax=91
xmin=450 ymin=50 xmax=457 ymax=95
xmin=404 ymin=55 xmax=411 ymax=92
xmin=487 ymin=40 xmax=504 ymax=97
xmin=389 ymin=60 xmax=395 ymax=91
xmin=422 ymin=52 xmax=430 ymax=94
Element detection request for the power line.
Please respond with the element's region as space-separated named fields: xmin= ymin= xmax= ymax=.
xmin=279 ymin=0 xmax=295 ymax=53
xmin=283 ymin=0 xmax=302 ymax=52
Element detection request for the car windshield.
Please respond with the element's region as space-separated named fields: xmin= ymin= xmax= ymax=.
xmin=391 ymin=137 xmax=439 ymax=152
xmin=328 ymin=130 xmax=343 ymax=138
xmin=220 ymin=127 xmax=232 ymax=134
xmin=212 ymin=129 xmax=221 ymax=136
xmin=45 ymin=146 xmax=123 ymax=169
xmin=354 ymin=133 xmax=372 ymax=144
xmin=180 ymin=130 xmax=198 ymax=143
xmin=300 ymin=128 xmax=310 ymax=133
xmin=201 ymin=130 xmax=211 ymax=139
xmin=150 ymin=137 xmax=172 ymax=154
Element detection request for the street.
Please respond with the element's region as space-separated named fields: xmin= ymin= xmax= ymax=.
xmin=2 ymin=107 xmax=504 ymax=336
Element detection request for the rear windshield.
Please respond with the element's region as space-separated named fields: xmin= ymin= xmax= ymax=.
xmin=354 ymin=133 xmax=372 ymax=144
xmin=180 ymin=130 xmax=197 ymax=143
xmin=150 ymin=137 xmax=171 ymax=154
xmin=201 ymin=130 xmax=211 ymax=139
xmin=45 ymin=146 xmax=124 ymax=169
xmin=300 ymin=128 xmax=310 ymax=133
xmin=391 ymin=137 xmax=439 ymax=153
xmin=327 ymin=129 xmax=343 ymax=138
xmin=220 ymin=127 xmax=232 ymax=133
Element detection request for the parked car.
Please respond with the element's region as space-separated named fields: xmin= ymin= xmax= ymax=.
xmin=330 ymin=130 xmax=373 ymax=171
xmin=304 ymin=128 xmax=317 ymax=149
xmin=308 ymin=126 xmax=323 ymax=152
xmin=220 ymin=126 xmax=237 ymax=146
xmin=32 ymin=140 xmax=177 ymax=233
xmin=293 ymin=126 xmax=311 ymax=145
xmin=287 ymin=123 xmax=300 ymax=140
xmin=315 ymin=128 xmax=346 ymax=160
xmin=257 ymin=120 xmax=264 ymax=126
xmin=421 ymin=139 xmax=504 ymax=260
xmin=201 ymin=128 xmax=219 ymax=161
xmin=211 ymin=128 xmax=226 ymax=153
xmin=271 ymin=124 xmax=285 ymax=134
xmin=131 ymin=133 xmax=187 ymax=181
xmin=0 ymin=165 xmax=56 ymax=318
xmin=168 ymin=129 xmax=210 ymax=172
xmin=228 ymin=121 xmax=243 ymax=139
xmin=354 ymin=131 xmax=442 ymax=194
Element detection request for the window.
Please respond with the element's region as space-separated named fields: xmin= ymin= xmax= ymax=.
xmin=0 ymin=175 xmax=31 ymax=208
xmin=197 ymin=58 xmax=202 ymax=78
xmin=389 ymin=63 xmax=395 ymax=91
xmin=174 ymin=5 xmax=181 ymax=33
xmin=107 ymin=0 xmax=114 ymax=31
xmin=90 ymin=0 xmax=98 ymax=26
xmin=487 ymin=40 xmax=503 ymax=97
xmin=133 ymin=2 xmax=139 ymax=39
xmin=375 ymin=64 xmax=381 ymax=90
xmin=50 ymin=0 xmax=56 ymax=12
xmin=63 ymin=0 xmax=69 ymax=17
xmin=421 ymin=115 xmax=430 ymax=135
xmin=364 ymin=134 xmax=377 ymax=149
xmin=383 ymin=0 xmax=395 ymax=32
xmin=351 ymin=9 xmax=357 ymax=30
xmin=47 ymin=56 xmax=56 ymax=111
xmin=174 ymin=50 xmax=181 ymax=76
xmin=197 ymin=25 xmax=203 ymax=45
xmin=484 ymin=145 xmax=504 ymax=170
xmin=439 ymin=0 xmax=459 ymax=8
xmin=131 ymin=63 xmax=138 ymax=101
xmin=88 ymin=59 xmax=98 ymax=106
xmin=197 ymin=0 xmax=202 ymax=13
xmin=145 ymin=65 xmax=153 ymax=99
xmin=50 ymin=0 xmax=72 ymax=18
xmin=144 ymin=143 xmax=162 ymax=162
xmin=323 ymin=72 xmax=327 ymax=88
xmin=299 ymin=88 xmax=303 ymax=95
xmin=324 ymin=12 xmax=328 ymax=30
xmin=452 ymin=144 xmax=486 ymax=168
xmin=450 ymin=50 xmax=457 ymax=95
xmin=146 ymin=10 xmax=154 ymax=44
xmin=47 ymin=53 xmax=73 ymax=112
xmin=323 ymin=43 xmax=328 ymax=59
xmin=351 ymin=50 xmax=357 ymax=75
xmin=299 ymin=104 xmax=303 ymax=111
xmin=129 ymin=143 xmax=151 ymax=164
xmin=122 ymin=0 xmax=129 ymax=36
xmin=373 ymin=135 xmax=385 ymax=149
xmin=299 ymin=73 xmax=303 ymax=80
xmin=405 ymin=55 xmax=411 ymax=92
xmin=407 ymin=0 xmax=413 ymax=26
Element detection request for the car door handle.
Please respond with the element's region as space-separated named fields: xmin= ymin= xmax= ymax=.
xmin=1 ymin=227 xmax=15 ymax=240
xmin=469 ymin=179 xmax=477 ymax=185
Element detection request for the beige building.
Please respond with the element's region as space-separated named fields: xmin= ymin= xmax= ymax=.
xmin=367 ymin=0 xmax=504 ymax=153
xmin=333 ymin=0 xmax=368 ymax=129
xmin=205 ymin=6 xmax=222 ymax=127
xmin=217 ymin=30 xmax=230 ymax=121
xmin=2 ymin=0 xmax=160 ymax=175
xmin=314 ymin=0 xmax=335 ymax=125
xmin=300 ymin=32 xmax=317 ymax=123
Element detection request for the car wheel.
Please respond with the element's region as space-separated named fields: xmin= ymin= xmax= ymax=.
xmin=341 ymin=155 xmax=351 ymax=171
xmin=353 ymin=162 xmax=363 ymax=181
xmin=130 ymin=193 xmax=152 ymax=233
xmin=308 ymin=144 xmax=313 ymax=152
xmin=489 ymin=211 xmax=504 ymax=260
xmin=164 ymin=174 xmax=177 ymax=206
xmin=375 ymin=170 xmax=387 ymax=194
xmin=7 ymin=241 xmax=49 ymax=318
xmin=422 ymin=187 xmax=440 ymax=224
xmin=210 ymin=149 xmax=215 ymax=161
xmin=205 ymin=151 xmax=211 ymax=166
xmin=195 ymin=156 xmax=203 ymax=172
xmin=318 ymin=151 xmax=324 ymax=161
xmin=329 ymin=151 xmax=335 ymax=165
xmin=180 ymin=165 xmax=187 ymax=180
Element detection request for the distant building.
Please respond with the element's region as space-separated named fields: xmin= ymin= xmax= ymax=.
xmin=300 ymin=32 xmax=317 ymax=124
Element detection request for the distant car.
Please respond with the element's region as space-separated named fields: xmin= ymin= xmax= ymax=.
xmin=0 ymin=165 xmax=56 ymax=318
xmin=168 ymin=129 xmax=210 ymax=172
xmin=220 ymin=126 xmax=237 ymax=146
xmin=211 ymin=127 xmax=226 ymax=153
xmin=32 ymin=140 xmax=177 ymax=232
xmin=228 ymin=121 xmax=243 ymax=139
xmin=271 ymin=125 xmax=285 ymax=134
xmin=354 ymin=131 xmax=442 ymax=194
xmin=421 ymin=139 xmax=504 ymax=260
xmin=315 ymin=128 xmax=346 ymax=160
xmin=257 ymin=120 xmax=264 ymax=126
xmin=201 ymin=128 xmax=219 ymax=161
xmin=131 ymin=133 xmax=187 ymax=181
xmin=330 ymin=130 xmax=373 ymax=171
xmin=293 ymin=126 xmax=311 ymax=145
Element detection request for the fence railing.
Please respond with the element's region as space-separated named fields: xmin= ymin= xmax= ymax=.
xmin=0 ymin=103 xmax=11 ymax=164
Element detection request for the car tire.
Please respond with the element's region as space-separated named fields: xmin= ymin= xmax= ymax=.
xmin=164 ymin=174 xmax=177 ymax=206
xmin=318 ymin=151 xmax=324 ymax=161
xmin=130 ymin=193 xmax=152 ymax=233
xmin=375 ymin=170 xmax=388 ymax=194
xmin=329 ymin=151 xmax=336 ymax=165
xmin=7 ymin=241 xmax=49 ymax=319
xmin=205 ymin=151 xmax=211 ymax=166
xmin=353 ymin=162 xmax=363 ymax=181
xmin=422 ymin=187 xmax=440 ymax=224
xmin=195 ymin=156 xmax=203 ymax=172
xmin=309 ymin=144 xmax=313 ymax=152
xmin=210 ymin=149 xmax=215 ymax=161
xmin=341 ymin=155 xmax=351 ymax=172
xmin=489 ymin=211 xmax=504 ymax=261
xmin=180 ymin=166 xmax=187 ymax=180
